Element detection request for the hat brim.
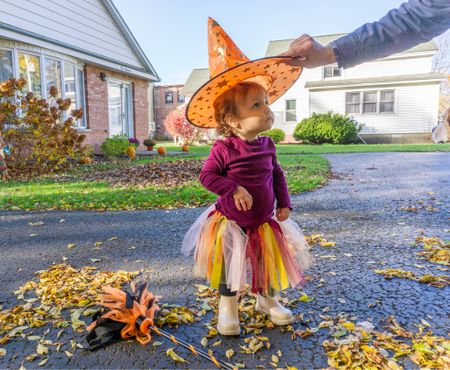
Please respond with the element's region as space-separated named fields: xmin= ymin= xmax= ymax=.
xmin=186 ymin=56 xmax=302 ymax=128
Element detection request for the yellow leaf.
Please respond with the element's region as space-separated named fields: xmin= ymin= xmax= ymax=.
xmin=38 ymin=357 xmax=48 ymax=366
xmin=212 ymin=340 xmax=222 ymax=347
xmin=0 ymin=349 xmax=6 ymax=357
xmin=65 ymin=350 xmax=73 ymax=358
xmin=67 ymin=243 xmax=76 ymax=249
xmin=342 ymin=322 xmax=355 ymax=331
xmin=166 ymin=348 xmax=189 ymax=363
xmin=225 ymin=348 xmax=235 ymax=360
xmin=200 ymin=337 xmax=208 ymax=347
xmin=271 ymin=355 xmax=279 ymax=364
xmin=36 ymin=343 xmax=48 ymax=355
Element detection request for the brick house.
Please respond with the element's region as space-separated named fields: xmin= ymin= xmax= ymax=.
xmin=0 ymin=0 xmax=159 ymax=152
xmin=153 ymin=84 xmax=185 ymax=139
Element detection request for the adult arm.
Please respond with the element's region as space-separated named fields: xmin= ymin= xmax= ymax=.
xmin=280 ymin=0 xmax=450 ymax=69
xmin=330 ymin=0 xmax=450 ymax=68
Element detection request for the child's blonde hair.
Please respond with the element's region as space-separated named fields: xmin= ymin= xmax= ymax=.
xmin=213 ymin=82 xmax=266 ymax=136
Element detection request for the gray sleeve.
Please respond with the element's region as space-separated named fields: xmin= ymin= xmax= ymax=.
xmin=329 ymin=0 xmax=450 ymax=69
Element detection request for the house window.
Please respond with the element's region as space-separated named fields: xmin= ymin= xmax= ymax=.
xmin=285 ymin=99 xmax=296 ymax=121
xmin=324 ymin=65 xmax=342 ymax=78
xmin=346 ymin=90 xmax=395 ymax=114
xmin=0 ymin=49 xmax=13 ymax=82
xmin=165 ymin=92 xmax=173 ymax=104
xmin=2 ymin=46 xmax=86 ymax=128
xmin=363 ymin=91 xmax=377 ymax=113
xmin=18 ymin=52 xmax=41 ymax=97
xmin=345 ymin=92 xmax=360 ymax=114
xmin=44 ymin=58 xmax=62 ymax=97
xmin=177 ymin=94 xmax=185 ymax=103
xmin=380 ymin=90 xmax=395 ymax=113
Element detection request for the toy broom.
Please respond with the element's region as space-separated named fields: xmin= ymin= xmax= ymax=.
xmin=86 ymin=281 xmax=234 ymax=369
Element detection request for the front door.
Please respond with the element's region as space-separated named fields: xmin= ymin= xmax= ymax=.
xmin=107 ymin=80 xmax=134 ymax=138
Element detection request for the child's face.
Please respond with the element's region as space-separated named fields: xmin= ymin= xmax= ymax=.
xmin=234 ymin=87 xmax=274 ymax=137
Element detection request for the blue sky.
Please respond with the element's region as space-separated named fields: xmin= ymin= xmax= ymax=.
xmin=113 ymin=0 xmax=406 ymax=85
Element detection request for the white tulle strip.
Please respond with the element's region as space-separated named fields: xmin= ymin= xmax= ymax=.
xmin=277 ymin=218 xmax=315 ymax=271
xmin=181 ymin=204 xmax=216 ymax=257
xmin=221 ymin=220 xmax=248 ymax=292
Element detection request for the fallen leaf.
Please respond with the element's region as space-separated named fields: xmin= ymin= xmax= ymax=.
xmin=225 ymin=348 xmax=235 ymax=360
xmin=89 ymin=258 xmax=102 ymax=263
xmin=166 ymin=348 xmax=189 ymax=363
xmin=36 ymin=343 xmax=49 ymax=355
xmin=200 ymin=337 xmax=208 ymax=347
xmin=38 ymin=357 xmax=48 ymax=366
xmin=67 ymin=243 xmax=76 ymax=249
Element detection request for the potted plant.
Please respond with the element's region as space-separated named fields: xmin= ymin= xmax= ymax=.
xmin=143 ymin=138 xmax=157 ymax=151
xmin=128 ymin=137 xmax=140 ymax=147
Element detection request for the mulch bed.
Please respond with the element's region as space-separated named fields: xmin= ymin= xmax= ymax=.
xmin=81 ymin=159 xmax=204 ymax=188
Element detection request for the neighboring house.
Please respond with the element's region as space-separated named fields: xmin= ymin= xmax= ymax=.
xmin=0 ymin=0 xmax=159 ymax=152
xmin=153 ymin=84 xmax=185 ymax=139
xmin=182 ymin=34 xmax=446 ymax=143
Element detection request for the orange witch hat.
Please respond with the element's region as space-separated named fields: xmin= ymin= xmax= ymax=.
xmin=186 ymin=17 xmax=302 ymax=128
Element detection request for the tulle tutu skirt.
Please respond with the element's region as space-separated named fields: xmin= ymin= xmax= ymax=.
xmin=182 ymin=205 xmax=314 ymax=295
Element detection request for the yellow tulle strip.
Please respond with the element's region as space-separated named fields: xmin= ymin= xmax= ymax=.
xmin=258 ymin=223 xmax=289 ymax=291
xmin=210 ymin=216 xmax=227 ymax=289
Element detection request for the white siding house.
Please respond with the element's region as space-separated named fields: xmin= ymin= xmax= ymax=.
xmin=0 ymin=0 xmax=159 ymax=151
xmin=266 ymin=35 xmax=446 ymax=143
xmin=182 ymin=33 xmax=446 ymax=143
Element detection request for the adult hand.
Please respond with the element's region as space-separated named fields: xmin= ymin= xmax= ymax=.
xmin=232 ymin=186 xmax=253 ymax=211
xmin=276 ymin=208 xmax=290 ymax=222
xmin=279 ymin=34 xmax=336 ymax=68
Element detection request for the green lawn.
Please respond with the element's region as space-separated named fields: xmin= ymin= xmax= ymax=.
xmin=0 ymin=155 xmax=329 ymax=211
xmin=157 ymin=142 xmax=450 ymax=156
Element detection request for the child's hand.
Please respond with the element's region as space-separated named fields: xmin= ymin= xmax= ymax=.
xmin=276 ymin=208 xmax=290 ymax=221
xmin=232 ymin=186 xmax=253 ymax=211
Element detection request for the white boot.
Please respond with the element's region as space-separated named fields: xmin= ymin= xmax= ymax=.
xmin=217 ymin=295 xmax=240 ymax=336
xmin=255 ymin=294 xmax=293 ymax=325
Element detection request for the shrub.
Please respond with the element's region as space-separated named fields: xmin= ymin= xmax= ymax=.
xmin=293 ymin=112 xmax=363 ymax=144
xmin=0 ymin=77 xmax=92 ymax=178
xmin=100 ymin=134 xmax=130 ymax=157
xmin=260 ymin=128 xmax=286 ymax=143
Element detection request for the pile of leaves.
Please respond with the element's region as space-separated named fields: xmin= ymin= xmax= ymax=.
xmin=322 ymin=315 xmax=450 ymax=369
xmin=305 ymin=234 xmax=336 ymax=247
xmin=81 ymin=159 xmax=204 ymax=188
xmin=373 ymin=268 xmax=449 ymax=288
xmin=0 ymin=78 xmax=92 ymax=178
xmin=0 ymin=264 xmax=138 ymax=363
xmin=399 ymin=192 xmax=440 ymax=212
xmin=414 ymin=236 xmax=450 ymax=266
